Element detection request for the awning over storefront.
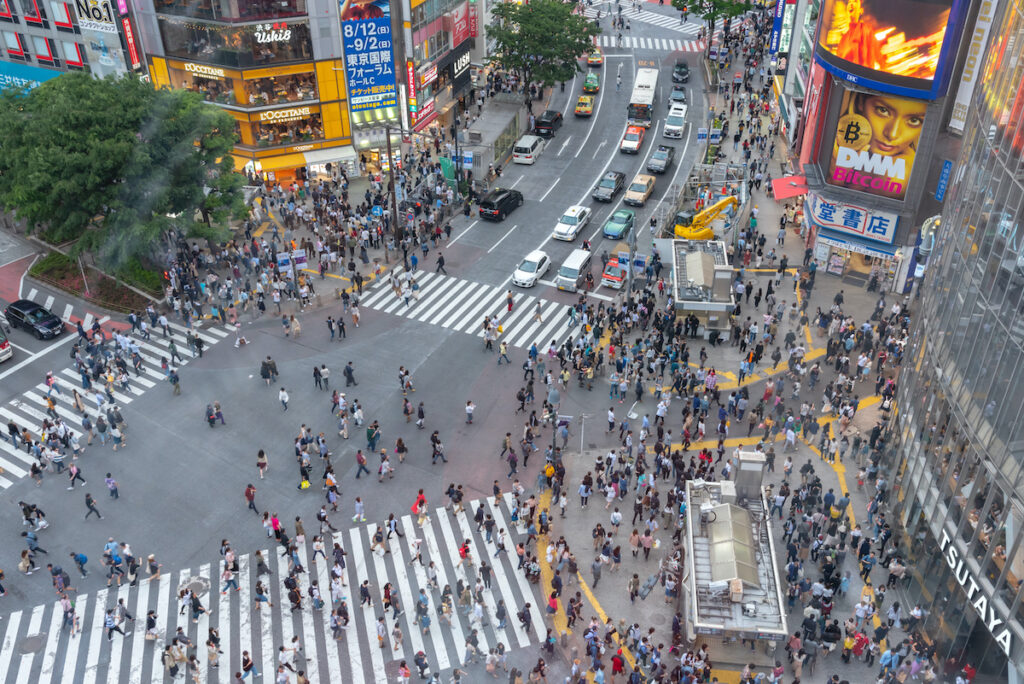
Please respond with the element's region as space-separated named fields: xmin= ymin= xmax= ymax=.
xmin=303 ymin=146 xmax=357 ymax=167
xmin=817 ymin=228 xmax=900 ymax=259
xmin=771 ymin=175 xmax=808 ymax=199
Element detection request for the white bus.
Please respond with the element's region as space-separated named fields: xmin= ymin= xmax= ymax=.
xmin=627 ymin=68 xmax=659 ymax=128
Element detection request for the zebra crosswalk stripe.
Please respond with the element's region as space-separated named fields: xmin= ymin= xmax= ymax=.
xmin=0 ymin=323 xmax=233 ymax=489
xmin=1 ymin=497 xmax=538 ymax=683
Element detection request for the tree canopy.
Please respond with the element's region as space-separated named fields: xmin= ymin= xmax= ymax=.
xmin=0 ymin=72 xmax=245 ymax=269
xmin=487 ymin=0 xmax=601 ymax=90
xmin=674 ymin=0 xmax=747 ymax=50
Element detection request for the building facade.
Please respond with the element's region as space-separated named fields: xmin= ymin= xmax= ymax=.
xmin=887 ymin=0 xmax=1024 ymax=678
xmin=0 ymin=0 xmax=144 ymax=88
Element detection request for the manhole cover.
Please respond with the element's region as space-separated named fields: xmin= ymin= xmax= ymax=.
xmin=19 ymin=633 xmax=46 ymax=653
xmin=587 ymin=443 xmax=598 ymax=449
xmin=178 ymin=574 xmax=211 ymax=598
xmin=651 ymin=614 xmax=667 ymax=626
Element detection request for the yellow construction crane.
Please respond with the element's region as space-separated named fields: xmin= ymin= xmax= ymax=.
xmin=673 ymin=196 xmax=739 ymax=240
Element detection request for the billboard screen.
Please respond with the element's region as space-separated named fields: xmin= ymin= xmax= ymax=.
xmin=825 ymin=88 xmax=926 ymax=200
xmin=816 ymin=0 xmax=963 ymax=98
xmin=340 ymin=0 xmax=398 ymax=112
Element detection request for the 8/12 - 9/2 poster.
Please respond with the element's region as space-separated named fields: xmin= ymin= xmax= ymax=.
xmin=340 ymin=0 xmax=397 ymax=112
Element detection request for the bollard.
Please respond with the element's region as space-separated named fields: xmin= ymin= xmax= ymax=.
xmin=561 ymin=631 xmax=569 ymax=648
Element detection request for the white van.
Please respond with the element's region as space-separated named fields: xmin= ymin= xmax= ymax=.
xmin=555 ymin=249 xmax=593 ymax=292
xmin=664 ymin=104 xmax=687 ymax=139
xmin=512 ymin=134 xmax=545 ymax=164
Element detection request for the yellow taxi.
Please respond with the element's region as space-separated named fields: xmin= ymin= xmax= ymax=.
xmin=624 ymin=173 xmax=655 ymax=206
xmin=575 ymin=95 xmax=595 ymax=116
xmin=587 ymin=51 xmax=604 ymax=67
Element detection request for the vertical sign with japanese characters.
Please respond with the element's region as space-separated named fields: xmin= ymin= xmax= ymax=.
xmin=339 ymin=0 xmax=397 ymax=112
xmin=807 ymin=193 xmax=899 ymax=244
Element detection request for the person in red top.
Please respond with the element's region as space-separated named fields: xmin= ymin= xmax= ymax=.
xmin=411 ymin=489 xmax=426 ymax=515
xmin=962 ymin=664 xmax=977 ymax=681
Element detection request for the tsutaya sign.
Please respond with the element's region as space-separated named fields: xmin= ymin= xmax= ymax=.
xmin=939 ymin=530 xmax=1012 ymax=656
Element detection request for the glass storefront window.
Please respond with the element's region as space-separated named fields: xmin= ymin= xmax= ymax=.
xmin=253 ymin=112 xmax=322 ymax=147
xmin=154 ymin=0 xmax=307 ymax=22
xmin=159 ymin=17 xmax=312 ymax=68
xmin=169 ymin=67 xmax=237 ymax=104
xmin=245 ymin=72 xmax=316 ymax=106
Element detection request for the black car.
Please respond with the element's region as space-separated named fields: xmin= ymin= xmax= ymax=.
xmin=592 ymin=171 xmax=626 ymax=202
xmin=672 ymin=60 xmax=690 ymax=83
xmin=4 ymin=299 xmax=64 ymax=339
xmin=534 ymin=110 xmax=563 ymax=137
xmin=478 ymin=188 xmax=524 ymax=221
xmin=669 ymin=84 xmax=687 ymax=109
xmin=646 ymin=145 xmax=676 ymax=174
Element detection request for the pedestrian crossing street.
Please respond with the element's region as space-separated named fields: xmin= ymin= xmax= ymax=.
xmin=0 ymin=320 xmax=235 ymax=489
xmin=594 ymin=34 xmax=705 ymax=52
xmin=582 ymin=5 xmax=702 ymax=34
xmin=360 ymin=267 xmax=583 ymax=351
xmin=0 ymin=495 xmax=543 ymax=684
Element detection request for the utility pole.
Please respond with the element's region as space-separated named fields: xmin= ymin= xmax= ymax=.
xmin=385 ymin=126 xmax=402 ymax=245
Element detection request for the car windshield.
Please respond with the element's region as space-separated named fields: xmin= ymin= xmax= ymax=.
xmin=654 ymin=150 xmax=668 ymax=159
xmin=519 ymin=260 xmax=538 ymax=273
xmin=26 ymin=309 xmax=49 ymax=322
xmin=625 ymin=133 xmax=639 ymax=142
xmin=667 ymin=115 xmax=684 ymax=125
xmin=599 ymin=178 xmax=616 ymax=188
xmin=629 ymin=183 xmax=647 ymax=192
xmin=560 ymin=215 xmax=578 ymax=225
xmin=611 ymin=215 xmax=627 ymax=225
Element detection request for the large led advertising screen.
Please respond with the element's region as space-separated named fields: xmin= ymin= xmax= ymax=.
xmin=825 ymin=87 xmax=927 ymax=200
xmin=816 ymin=0 xmax=965 ymax=98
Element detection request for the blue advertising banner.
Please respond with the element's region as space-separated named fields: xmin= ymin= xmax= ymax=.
xmin=340 ymin=0 xmax=397 ymax=112
xmin=769 ymin=0 xmax=785 ymax=55
xmin=0 ymin=61 xmax=62 ymax=91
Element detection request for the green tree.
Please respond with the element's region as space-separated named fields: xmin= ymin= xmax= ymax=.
xmin=488 ymin=0 xmax=600 ymax=90
xmin=0 ymin=72 xmax=245 ymax=270
xmin=672 ymin=0 xmax=746 ymax=53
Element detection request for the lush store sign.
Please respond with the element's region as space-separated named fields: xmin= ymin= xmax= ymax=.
xmin=939 ymin=530 xmax=1012 ymax=656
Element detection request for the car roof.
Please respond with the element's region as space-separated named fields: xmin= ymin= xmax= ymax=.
xmin=8 ymin=299 xmax=41 ymax=311
xmin=540 ymin=110 xmax=559 ymax=118
xmin=675 ymin=60 xmax=688 ymax=66
xmin=655 ymin=145 xmax=674 ymax=151
xmin=524 ymin=249 xmax=548 ymax=261
xmin=631 ymin=174 xmax=655 ymax=183
xmin=669 ymin=104 xmax=687 ymax=114
xmin=626 ymin=125 xmax=644 ymax=133
xmin=612 ymin=209 xmax=635 ymax=218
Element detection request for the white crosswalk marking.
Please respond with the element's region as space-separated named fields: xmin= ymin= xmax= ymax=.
xmin=583 ymin=5 xmax=703 ymax=33
xmin=0 ymin=498 xmax=540 ymax=684
xmin=43 ymin=295 xmax=54 ymax=310
xmin=596 ymin=34 xmax=704 ymax=52
xmin=0 ymin=321 xmax=234 ymax=489
xmin=362 ymin=274 xmax=589 ymax=350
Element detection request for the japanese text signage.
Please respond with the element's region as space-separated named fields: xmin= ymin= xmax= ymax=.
xmin=339 ymin=0 xmax=397 ymax=113
xmin=122 ymin=17 xmax=140 ymax=69
xmin=450 ymin=1 xmax=471 ymax=47
xmin=807 ymin=193 xmax=899 ymax=244
xmin=74 ymin=0 xmax=117 ymax=33
xmin=826 ymin=88 xmax=925 ymax=201
xmin=769 ymin=0 xmax=785 ymax=55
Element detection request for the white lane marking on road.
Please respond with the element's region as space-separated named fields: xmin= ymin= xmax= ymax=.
xmin=0 ymin=327 xmax=81 ymax=383
xmin=509 ymin=176 xmax=523 ymax=189
xmin=538 ymin=179 xmax=560 ymax=203
xmin=27 ymin=288 xmax=37 ymax=300
xmin=447 ymin=219 xmax=479 ymax=247
xmin=487 ymin=224 xmax=518 ymax=254
xmin=558 ymin=136 xmax=574 ymax=157
xmin=81 ymin=587 xmax=107 ymax=684
xmin=560 ymin=73 xmax=578 ymax=118
xmin=591 ymin=139 xmax=608 ymax=160
xmin=294 ymin=546 xmax=321 ymax=684
xmin=400 ymin=516 xmax=450 ymax=671
xmin=575 ymin=57 xmax=608 ymax=161
xmin=349 ymin=528 xmax=387 ymax=682
xmin=62 ymin=304 xmax=73 ymax=321
xmin=106 ymin=584 xmax=131 ymax=683
xmin=127 ymin=571 xmax=152 ymax=683
xmin=37 ymin=598 xmax=64 ymax=684
xmin=16 ymin=604 xmax=45 ymax=682
xmin=43 ymin=295 xmax=54 ymax=310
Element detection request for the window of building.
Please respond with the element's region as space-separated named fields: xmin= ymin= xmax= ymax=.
xmin=158 ymin=17 xmax=312 ymax=68
xmin=154 ymin=0 xmax=307 ymax=23
xmin=48 ymin=0 xmax=72 ymax=28
xmin=3 ymin=30 xmax=24 ymax=57
xmin=32 ymin=33 xmax=52 ymax=60
xmin=61 ymin=38 xmax=82 ymax=65
xmin=0 ymin=0 xmax=13 ymax=20
xmin=18 ymin=0 xmax=41 ymax=23
xmin=252 ymin=111 xmax=322 ymax=147
xmin=244 ymin=71 xmax=316 ymax=106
